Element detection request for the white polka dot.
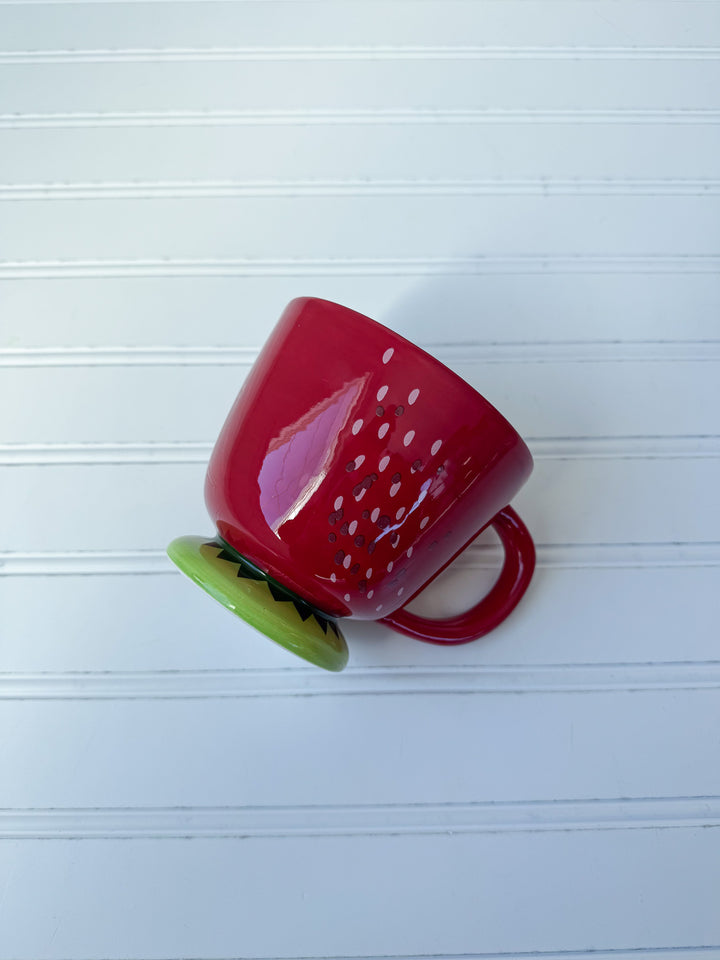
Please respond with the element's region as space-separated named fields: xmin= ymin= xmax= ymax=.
xmin=395 ymin=507 xmax=405 ymax=520
xmin=366 ymin=568 xmax=373 ymax=578
xmin=397 ymin=587 xmax=405 ymax=597
xmin=387 ymin=561 xmax=394 ymax=572
xmin=378 ymin=422 xmax=389 ymax=439
xmin=355 ymin=454 xmax=365 ymax=468
xmin=367 ymin=589 xmax=374 ymax=599
xmin=377 ymin=385 xmax=388 ymax=402
xmin=420 ymin=516 xmax=430 ymax=529
xmin=382 ymin=348 xmax=394 ymax=364
xmin=343 ymin=555 xmax=352 ymax=569
xmin=431 ymin=439 xmax=442 ymax=455
xmin=403 ymin=430 xmax=415 ymax=447
xmin=421 ymin=479 xmax=432 ymax=492
xmin=408 ymin=388 xmax=420 ymax=405
xmin=348 ymin=520 xmax=358 ymax=535
xmin=376 ymin=604 xmax=383 ymax=612
xmin=334 ymin=496 xmax=343 ymax=511
xmin=390 ymin=482 xmax=401 ymax=497
xmin=355 ymin=487 xmax=367 ymax=502
xmin=378 ymin=455 xmax=390 ymax=473
xmin=371 ymin=507 xmax=380 ymax=522
xmin=344 ymin=593 xmax=351 ymax=602
xmin=330 ymin=573 xmax=337 ymax=582
xmin=352 ymin=419 xmax=363 ymax=435
xmin=407 ymin=546 xmax=414 ymax=558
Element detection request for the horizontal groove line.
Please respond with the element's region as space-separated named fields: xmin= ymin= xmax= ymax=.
xmin=2 ymin=340 xmax=719 ymax=366
xmin=1 ymin=664 xmax=720 ymax=700
xmin=2 ymin=436 xmax=719 ymax=465
xmin=7 ymin=0 xmax=709 ymax=3
xmin=2 ymin=108 xmax=720 ymax=129
xmin=531 ymin=435 xmax=720 ymax=458
xmin=0 ymin=440 xmax=212 ymax=464
xmin=186 ymin=953 xmax=720 ymax=960
xmin=3 ymin=177 xmax=720 ymax=200
xmin=2 ymin=543 xmax=719 ymax=577
xmin=0 ymin=796 xmax=718 ymax=839
xmin=3 ymin=45 xmax=720 ymax=63
xmin=1 ymin=256 xmax=719 ymax=280
xmin=2 ymin=0 xmax=711 ymax=4
xmin=0 ymin=0 xmax=713 ymax=4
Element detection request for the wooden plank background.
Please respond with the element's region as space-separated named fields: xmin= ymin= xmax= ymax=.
xmin=1 ymin=1 xmax=719 ymax=958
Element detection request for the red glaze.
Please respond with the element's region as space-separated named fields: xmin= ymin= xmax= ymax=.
xmin=205 ymin=298 xmax=534 ymax=638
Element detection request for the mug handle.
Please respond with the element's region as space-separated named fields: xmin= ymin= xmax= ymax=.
xmin=379 ymin=505 xmax=535 ymax=645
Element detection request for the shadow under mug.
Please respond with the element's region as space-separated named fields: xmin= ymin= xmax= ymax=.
xmin=168 ymin=297 xmax=535 ymax=671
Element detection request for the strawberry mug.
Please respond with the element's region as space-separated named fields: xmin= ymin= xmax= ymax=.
xmin=168 ymin=297 xmax=535 ymax=671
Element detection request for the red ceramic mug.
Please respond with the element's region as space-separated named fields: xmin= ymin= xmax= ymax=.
xmin=168 ymin=297 xmax=535 ymax=671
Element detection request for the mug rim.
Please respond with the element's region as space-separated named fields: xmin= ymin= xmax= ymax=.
xmin=291 ymin=296 xmax=534 ymax=467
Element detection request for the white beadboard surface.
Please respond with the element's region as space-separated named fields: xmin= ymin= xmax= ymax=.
xmin=1 ymin=1 xmax=720 ymax=958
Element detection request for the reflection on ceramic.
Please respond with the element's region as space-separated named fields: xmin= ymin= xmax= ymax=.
xmin=168 ymin=297 xmax=536 ymax=671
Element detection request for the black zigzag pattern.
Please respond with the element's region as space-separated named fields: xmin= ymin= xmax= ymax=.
xmin=266 ymin=581 xmax=315 ymax=622
xmin=204 ymin=540 xmax=339 ymax=637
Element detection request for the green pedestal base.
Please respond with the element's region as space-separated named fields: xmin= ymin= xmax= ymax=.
xmin=167 ymin=536 xmax=348 ymax=672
